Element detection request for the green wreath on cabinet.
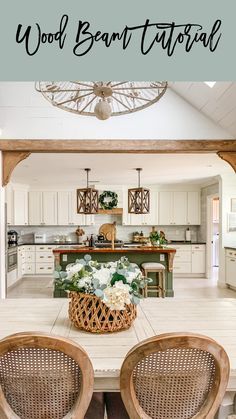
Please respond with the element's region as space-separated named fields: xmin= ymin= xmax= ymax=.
xmin=99 ymin=191 xmax=118 ymax=210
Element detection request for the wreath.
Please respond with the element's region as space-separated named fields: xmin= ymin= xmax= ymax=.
xmin=99 ymin=191 xmax=118 ymax=210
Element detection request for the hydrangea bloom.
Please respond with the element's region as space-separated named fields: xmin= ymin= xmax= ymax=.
xmin=54 ymin=255 xmax=151 ymax=310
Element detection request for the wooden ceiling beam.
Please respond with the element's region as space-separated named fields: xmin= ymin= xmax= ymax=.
xmin=0 ymin=139 xmax=236 ymax=153
xmin=217 ymin=151 xmax=236 ymax=172
xmin=2 ymin=151 xmax=31 ymax=187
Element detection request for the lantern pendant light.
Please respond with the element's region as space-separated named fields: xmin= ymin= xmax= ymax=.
xmin=128 ymin=168 xmax=150 ymax=214
xmin=77 ymin=168 xmax=99 ymax=214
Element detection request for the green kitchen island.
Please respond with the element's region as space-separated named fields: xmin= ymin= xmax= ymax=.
xmin=53 ymin=246 xmax=176 ymax=298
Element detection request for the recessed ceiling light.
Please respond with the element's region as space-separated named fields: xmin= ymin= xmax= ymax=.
xmin=204 ymin=82 xmax=216 ymax=88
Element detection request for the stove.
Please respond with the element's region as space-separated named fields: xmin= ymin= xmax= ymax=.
xmin=94 ymin=240 xmax=124 ymax=248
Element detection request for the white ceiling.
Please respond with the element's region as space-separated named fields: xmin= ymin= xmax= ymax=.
xmin=170 ymin=82 xmax=236 ymax=137
xmin=11 ymin=153 xmax=233 ymax=186
xmin=0 ymin=82 xmax=234 ymax=140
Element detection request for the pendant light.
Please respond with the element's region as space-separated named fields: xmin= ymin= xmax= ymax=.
xmin=128 ymin=168 xmax=150 ymax=214
xmin=77 ymin=169 xmax=99 ymax=214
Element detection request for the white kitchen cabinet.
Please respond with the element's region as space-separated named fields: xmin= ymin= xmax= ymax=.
xmin=170 ymin=244 xmax=206 ymax=275
xmin=159 ymin=191 xmax=187 ymax=225
xmin=58 ymin=191 xmax=73 ymax=225
xmin=43 ymin=191 xmax=58 ymax=225
xmin=187 ymin=191 xmax=200 ymax=225
xmin=17 ymin=246 xmax=25 ymax=280
xmin=29 ymin=191 xmax=42 ymax=225
xmin=13 ymin=188 xmax=28 ymax=225
xmin=171 ymin=244 xmax=192 ymax=274
xmin=173 ymin=192 xmax=187 ymax=225
xmin=159 ymin=191 xmax=200 ymax=225
xmin=191 ymin=245 xmax=206 ymax=274
xmin=29 ymin=191 xmax=57 ymax=225
xmin=5 ymin=185 xmax=13 ymax=226
xmin=158 ymin=191 xmax=173 ymax=225
xmin=225 ymin=249 xmax=236 ymax=287
xmin=124 ymin=191 xmax=158 ymax=226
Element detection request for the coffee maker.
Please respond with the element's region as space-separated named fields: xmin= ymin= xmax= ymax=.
xmin=8 ymin=230 xmax=18 ymax=247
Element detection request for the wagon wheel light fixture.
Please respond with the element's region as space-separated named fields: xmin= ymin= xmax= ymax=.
xmin=77 ymin=168 xmax=99 ymax=214
xmin=128 ymin=168 xmax=150 ymax=214
xmin=35 ymin=81 xmax=168 ymax=120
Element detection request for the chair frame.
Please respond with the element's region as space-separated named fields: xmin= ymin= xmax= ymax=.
xmin=141 ymin=266 xmax=166 ymax=298
xmin=0 ymin=332 xmax=94 ymax=419
xmin=120 ymin=332 xmax=230 ymax=419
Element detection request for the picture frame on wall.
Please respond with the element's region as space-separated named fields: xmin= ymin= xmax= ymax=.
xmin=228 ymin=212 xmax=236 ymax=232
xmin=231 ymin=198 xmax=236 ymax=212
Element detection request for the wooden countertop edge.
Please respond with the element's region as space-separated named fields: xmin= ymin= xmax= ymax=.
xmin=52 ymin=247 xmax=176 ymax=254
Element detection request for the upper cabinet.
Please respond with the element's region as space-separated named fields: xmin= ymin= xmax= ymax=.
xmin=6 ymin=184 xmax=28 ymax=225
xmin=57 ymin=190 xmax=94 ymax=226
xmin=13 ymin=189 xmax=29 ymax=225
xmin=159 ymin=191 xmax=200 ymax=225
xmin=187 ymin=191 xmax=201 ymax=225
xmin=29 ymin=191 xmax=57 ymax=225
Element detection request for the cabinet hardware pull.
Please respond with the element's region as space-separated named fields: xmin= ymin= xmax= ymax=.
xmin=230 ymin=259 xmax=235 ymax=262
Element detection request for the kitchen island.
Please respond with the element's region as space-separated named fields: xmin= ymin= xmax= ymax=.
xmin=53 ymin=246 xmax=176 ymax=297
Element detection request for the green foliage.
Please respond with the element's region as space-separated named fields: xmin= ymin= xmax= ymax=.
xmin=110 ymin=272 xmax=127 ymax=286
xmin=99 ymin=190 xmax=118 ymax=209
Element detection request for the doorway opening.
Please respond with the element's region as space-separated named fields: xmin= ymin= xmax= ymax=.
xmin=207 ymin=195 xmax=219 ymax=282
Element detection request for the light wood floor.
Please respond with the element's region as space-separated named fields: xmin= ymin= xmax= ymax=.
xmin=7 ymin=269 xmax=236 ymax=299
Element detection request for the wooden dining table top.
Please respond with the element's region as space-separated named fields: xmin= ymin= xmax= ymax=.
xmin=0 ymin=298 xmax=236 ymax=392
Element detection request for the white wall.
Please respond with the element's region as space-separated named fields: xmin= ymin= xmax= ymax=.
xmin=0 ymin=82 xmax=232 ymax=140
xmin=219 ymin=174 xmax=236 ymax=286
xmin=0 ymin=152 xmax=6 ymax=298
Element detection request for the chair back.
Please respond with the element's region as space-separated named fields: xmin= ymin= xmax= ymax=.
xmin=120 ymin=332 xmax=229 ymax=419
xmin=0 ymin=332 xmax=94 ymax=419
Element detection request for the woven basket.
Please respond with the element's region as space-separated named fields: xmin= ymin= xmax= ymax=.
xmin=68 ymin=292 xmax=137 ymax=333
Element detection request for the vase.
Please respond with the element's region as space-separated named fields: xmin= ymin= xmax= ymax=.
xmin=68 ymin=292 xmax=137 ymax=333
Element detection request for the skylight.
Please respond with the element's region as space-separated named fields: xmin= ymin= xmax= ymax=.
xmin=204 ymin=82 xmax=216 ymax=88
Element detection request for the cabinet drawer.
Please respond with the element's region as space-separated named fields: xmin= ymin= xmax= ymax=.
xmin=170 ymin=245 xmax=191 ymax=251
xmin=25 ymin=252 xmax=35 ymax=262
xmin=24 ymin=245 xmax=35 ymax=252
xmin=24 ymin=263 xmax=35 ymax=274
xmin=191 ymin=245 xmax=205 ymax=251
xmin=226 ymin=256 xmax=236 ymax=287
xmin=226 ymin=249 xmax=236 ymax=258
xmin=36 ymin=252 xmax=54 ymax=262
xmin=36 ymin=245 xmax=56 ymax=252
xmin=174 ymin=251 xmax=191 ymax=263
xmin=35 ymin=264 xmax=54 ymax=274
xmin=173 ymin=262 xmax=192 ymax=274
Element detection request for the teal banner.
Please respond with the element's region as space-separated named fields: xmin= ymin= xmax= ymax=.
xmin=0 ymin=0 xmax=235 ymax=80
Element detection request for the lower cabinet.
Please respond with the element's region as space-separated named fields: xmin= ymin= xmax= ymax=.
xmin=18 ymin=245 xmax=57 ymax=278
xmin=171 ymin=244 xmax=206 ymax=276
xmin=225 ymin=248 xmax=236 ymax=288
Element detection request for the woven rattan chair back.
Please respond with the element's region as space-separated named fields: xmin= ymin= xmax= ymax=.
xmin=0 ymin=332 xmax=94 ymax=419
xmin=120 ymin=332 xmax=230 ymax=419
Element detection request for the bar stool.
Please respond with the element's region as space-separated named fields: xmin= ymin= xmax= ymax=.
xmin=141 ymin=262 xmax=166 ymax=298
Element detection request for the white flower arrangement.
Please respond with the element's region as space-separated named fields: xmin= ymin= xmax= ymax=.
xmin=54 ymin=255 xmax=151 ymax=310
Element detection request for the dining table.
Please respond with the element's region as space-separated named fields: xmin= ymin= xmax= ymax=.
xmin=0 ymin=297 xmax=236 ymax=415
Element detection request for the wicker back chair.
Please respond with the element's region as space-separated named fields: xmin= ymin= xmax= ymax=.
xmin=0 ymin=332 xmax=94 ymax=419
xmin=120 ymin=332 xmax=230 ymax=419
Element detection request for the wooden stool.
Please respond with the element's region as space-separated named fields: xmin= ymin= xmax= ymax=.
xmin=141 ymin=262 xmax=166 ymax=298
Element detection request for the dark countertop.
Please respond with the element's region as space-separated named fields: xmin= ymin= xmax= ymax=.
xmin=17 ymin=242 xmax=79 ymax=247
xmin=168 ymin=241 xmax=206 ymax=245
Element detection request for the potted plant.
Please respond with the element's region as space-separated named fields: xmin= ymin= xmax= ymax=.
xmin=149 ymin=230 xmax=160 ymax=246
xmin=54 ymin=255 xmax=151 ymax=333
